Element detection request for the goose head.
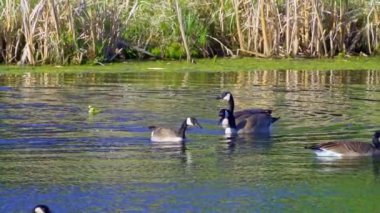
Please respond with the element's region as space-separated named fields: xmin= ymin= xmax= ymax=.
xmin=33 ymin=205 xmax=51 ymax=213
xmin=217 ymin=91 xmax=235 ymax=112
xmin=185 ymin=117 xmax=203 ymax=128
xmin=216 ymin=91 xmax=232 ymax=101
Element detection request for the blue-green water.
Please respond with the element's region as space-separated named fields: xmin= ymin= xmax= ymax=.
xmin=0 ymin=70 xmax=380 ymax=212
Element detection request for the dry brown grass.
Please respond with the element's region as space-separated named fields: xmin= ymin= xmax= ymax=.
xmin=0 ymin=0 xmax=379 ymax=65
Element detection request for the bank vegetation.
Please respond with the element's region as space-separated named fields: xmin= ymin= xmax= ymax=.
xmin=0 ymin=0 xmax=379 ymax=65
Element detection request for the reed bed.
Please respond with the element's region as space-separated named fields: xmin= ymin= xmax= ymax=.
xmin=0 ymin=0 xmax=379 ymax=65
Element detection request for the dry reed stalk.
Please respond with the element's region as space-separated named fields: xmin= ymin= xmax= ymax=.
xmin=125 ymin=0 xmax=139 ymax=26
xmin=42 ymin=4 xmax=49 ymax=63
xmin=1 ymin=0 xmax=10 ymax=62
xmin=310 ymin=0 xmax=316 ymax=55
xmin=302 ymin=1 xmax=310 ymax=48
xmin=20 ymin=0 xmax=46 ymax=65
xmin=329 ymin=31 xmax=334 ymax=57
xmin=259 ymin=0 xmax=269 ymax=56
xmin=2 ymin=0 xmax=21 ymax=63
xmin=48 ymin=0 xmax=60 ymax=40
xmin=233 ymin=0 xmax=244 ymax=51
xmin=67 ymin=3 xmax=81 ymax=63
xmin=174 ymin=0 xmax=191 ymax=62
xmin=238 ymin=48 xmax=267 ymax=57
xmin=313 ymin=0 xmax=327 ymax=56
xmin=272 ymin=0 xmax=283 ymax=56
xmin=253 ymin=0 xmax=260 ymax=53
xmin=219 ymin=0 xmax=225 ymax=33
xmin=87 ymin=0 xmax=97 ymax=59
xmin=373 ymin=6 xmax=380 ymax=51
xmin=367 ymin=6 xmax=375 ymax=54
xmin=286 ymin=0 xmax=290 ymax=54
xmin=291 ymin=0 xmax=298 ymax=56
xmin=338 ymin=0 xmax=346 ymax=53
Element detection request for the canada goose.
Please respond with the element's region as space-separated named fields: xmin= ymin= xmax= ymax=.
xmin=33 ymin=205 xmax=51 ymax=213
xmin=305 ymin=130 xmax=380 ymax=157
xmin=216 ymin=91 xmax=279 ymax=126
xmin=149 ymin=117 xmax=202 ymax=142
xmin=218 ymin=108 xmax=274 ymax=135
xmin=219 ymin=103 xmax=278 ymax=135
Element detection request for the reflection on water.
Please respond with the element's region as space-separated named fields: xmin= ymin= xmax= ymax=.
xmin=0 ymin=69 xmax=380 ymax=211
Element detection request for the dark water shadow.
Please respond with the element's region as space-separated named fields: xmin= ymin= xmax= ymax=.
xmin=310 ymin=155 xmax=380 ymax=179
xmin=149 ymin=140 xmax=195 ymax=170
xmin=371 ymin=156 xmax=380 ymax=180
xmin=219 ymin=133 xmax=274 ymax=155
xmin=150 ymin=140 xmax=187 ymax=153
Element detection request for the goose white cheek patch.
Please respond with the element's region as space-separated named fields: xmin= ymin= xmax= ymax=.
xmin=34 ymin=207 xmax=45 ymax=213
xmin=186 ymin=117 xmax=194 ymax=126
xmin=223 ymin=93 xmax=231 ymax=101
xmin=221 ymin=118 xmax=229 ymax=128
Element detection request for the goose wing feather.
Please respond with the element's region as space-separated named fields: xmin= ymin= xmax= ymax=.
xmin=234 ymin=108 xmax=272 ymax=118
xmin=236 ymin=119 xmax=251 ymax=133
xmin=236 ymin=113 xmax=273 ymax=134
xmin=317 ymin=141 xmax=374 ymax=154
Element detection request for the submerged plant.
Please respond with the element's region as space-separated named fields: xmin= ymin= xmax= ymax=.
xmin=88 ymin=105 xmax=101 ymax=115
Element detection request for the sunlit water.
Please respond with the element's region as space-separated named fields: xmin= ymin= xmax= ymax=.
xmin=0 ymin=70 xmax=380 ymax=212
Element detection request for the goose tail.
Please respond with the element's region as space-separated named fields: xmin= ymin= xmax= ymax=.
xmin=148 ymin=126 xmax=157 ymax=130
xmin=271 ymin=117 xmax=280 ymax=124
xmin=304 ymin=144 xmax=321 ymax=150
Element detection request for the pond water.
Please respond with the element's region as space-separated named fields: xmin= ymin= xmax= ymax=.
xmin=0 ymin=68 xmax=380 ymax=212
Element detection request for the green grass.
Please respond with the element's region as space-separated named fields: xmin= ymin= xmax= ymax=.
xmin=0 ymin=57 xmax=379 ymax=74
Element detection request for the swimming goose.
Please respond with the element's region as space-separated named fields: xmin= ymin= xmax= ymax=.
xmin=218 ymin=108 xmax=274 ymax=135
xmin=33 ymin=205 xmax=51 ymax=213
xmin=149 ymin=117 xmax=202 ymax=142
xmin=216 ymin=91 xmax=279 ymax=126
xmin=305 ymin=130 xmax=380 ymax=157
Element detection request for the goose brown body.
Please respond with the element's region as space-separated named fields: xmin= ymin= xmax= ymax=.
xmin=305 ymin=131 xmax=380 ymax=157
xmin=149 ymin=117 xmax=202 ymax=142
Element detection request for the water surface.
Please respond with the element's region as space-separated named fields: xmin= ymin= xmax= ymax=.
xmin=0 ymin=69 xmax=380 ymax=212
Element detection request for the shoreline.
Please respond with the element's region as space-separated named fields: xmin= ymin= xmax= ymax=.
xmin=0 ymin=57 xmax=379 ymax=73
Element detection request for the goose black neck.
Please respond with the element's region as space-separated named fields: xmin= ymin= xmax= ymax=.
xmin=228 ymin=95 xmax=235 ymax=113
xmin=178 ymin=120 xmax=188 ymax=139
xmin=373 ymin=131 xmax=380 ymax=148
xmin=228 ymin=112 xmax=237 ymax=129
